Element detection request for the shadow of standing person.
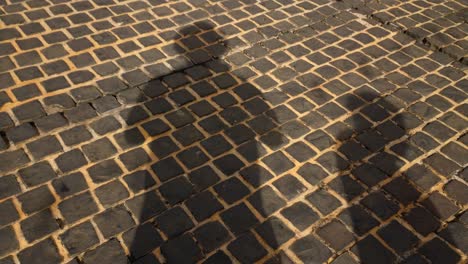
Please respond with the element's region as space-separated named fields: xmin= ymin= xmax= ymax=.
xmin=121 ymin=21 xmax=288 ymax=263
xmin=335 ymin=91 xmax=461 ymax=263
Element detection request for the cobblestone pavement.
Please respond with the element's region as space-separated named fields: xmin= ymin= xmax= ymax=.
xmin=0 ymin=0 xmax=467 ymax=263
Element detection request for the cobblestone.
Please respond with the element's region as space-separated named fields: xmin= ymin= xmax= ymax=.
xmin=0 ymin=0 xmax=466 ymax=263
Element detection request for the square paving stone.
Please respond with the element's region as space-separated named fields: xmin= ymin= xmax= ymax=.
xmin=200 ymin=135 xmax=233 ymax=157
xmin=273 ymin=175 xmax=307 ymax=200
xmin=338 ymin=204 xmax=379 ymax=236
xmin=95 ymin=180 xmax=130 ymax=207
xmin=424 ymin=153 xmax=460 ymax=177
xmin=221 ymin=202 xmax=259 ymax=236
xmin=304 ymin=130 xmax=334 ymax=151
xmin=187 ymin=165 xmax=220 ymax=191
xmin=122 ymin=223 xmax=164 ymax=260
xmin=60 ymin=221 xmax=99 ymax=255
xmin=351 ymin=163 xmax=388 ymax=187
xmin=420 ymin=192 xmax=459 ymax=221
xmin=113 ymin=128 xmax=145 ymax=151
xmin=125 ymin=191 xmax=166 ymax=223
xmin=239 ymin=164 xmax=274 ymax=188
xmin=156 ymin=206 xmax=194 ymax=238
xmin=151 ymin=157 xmax=184 ymax=182
xmin=360 ymin=190 xmax=400 ymax=220
xmin=64 ymin=104 xmax=97 ymax=123
xmin=52 ymin=172 xmax=88 ymax=199
xmin=12 ymin=101 xmax=45 ymax=122
xmin=18 ymin=161 xmax=57 ymax=187
xmin=328 ymin=175 xmax=365 ymax=202
xmin=165 ymin=108 xmax=195 ymax=128
xmin=20 ymin=209 xmax=59 ymax=243
xmin=94 ymin=205 xmax=135 ymax=238
xmin=141 ymin=118 xmax=170 ymax=137
xmin=203 ymin=250 xmax=232 ymax=264
xmin=194 ymin=221 xmax=231 ymax=253
xmin=213 ymin=154 xmax=245 ymax=176
xmin=316 ymin=220 xmax=355 ymax=251
xmin=248 ymin=186 xmax=287 ymax=218
xmin=161 ymin=234 xmax=203 ymax=264
xmin=59 ymin=125 xmax=93 ymax=147
xmin=383 ymin=177 xmax=421 ymax=206
xmin=290 ymin=234 xmax=332 ymax=263
xmin=255 ymin=217 xmax=295 ymax=249
xmin=18 ymin=185 xmax=55 ymax=215
xmin=6 ymin=123 xmax=38 ymax=144
xmin=185 ymin=190 xmax=223 ymax=221
xmin=159 ymin=176 xmax=193 ymax=205
xmin=119 ymin=148 xmax=151 ymax=171
xmin=0 ymin=200 xmax=19 ymax=227
xmin=199 ymin=115 xmax=228 ymax=134
xmin=260 ymin=130 xmax=290 ymax=151
xmin=281 ymin=202 xmax=320 ymax=231
xmin=87 ymin=159 xmax=123 ymax=183
xmin=120 ymin=106 xmax=149 ymax=126
xmin=172 ymin=124 xmax=205 ymax=146
xmin=350 ymin=235 xmax=396 ymax=264
xmin=236 ymin=139 xmax=268 ymax=162
xmin=92 ymin=96 xmax=121 ymax=114
xmin=82 ymin=239 xmax=128 ymax=264
xmin=227 ymin=232 xmax=267 ymax=263
xmin=262 ymin=151 xmax=294 ymax=175
xmin=377 ymin=220 xmax=419 ymax=254
xmin=0 ymin=226 xmax=19 ymax=256
xmin=443 ymin=180 xmax=468 ymax=205
xmin=17 ymin=238 xmax=62 ymax=264
xmin=82 ymin=138 xmax=117 ymax=162
xmin=122 ymin=170 xmax=156 ymax=194
xmin=438 ymin=221 xmax=468 ymax=253
xmin=306 ymin=187 xmax=342 ymax=215
xmin=297 ymin=162 xmax=328 ymax=186
xmin=27 ymin=135 xmax=63 ymax=160
xmin=214 ymin=177 xmax=250 ymax=204
xmin=403 ymin=206 xmax=440 ymax=236
xmin=419 ymin=237 xmax=461 ymax=264
xmin=286 ymin=142 xmax=317 ymax=163
xmin=177 ymin=146 xmax=209 ymax=169
xmin=317 ymin=151 xmax=349 ymax=174
xmin=55 ymin=149 xmax=87 ymax=173
xmin=59 ymin=192 xmax=98 ymax=224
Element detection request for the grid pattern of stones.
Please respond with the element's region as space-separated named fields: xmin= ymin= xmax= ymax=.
xmin=0 ymin=0 xmax=467 ymax=264
xmin=0 ymin=0 xmax=337 ymax=113
xmin=344 ymin=0 xmax=468 ymax=62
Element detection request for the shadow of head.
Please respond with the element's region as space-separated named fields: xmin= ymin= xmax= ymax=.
xmin=170 ymin=21 xmax=228 ymax=64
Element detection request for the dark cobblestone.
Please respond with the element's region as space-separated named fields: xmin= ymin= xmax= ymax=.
xmin=228 ymin=232 xmax=267 ymax=263
xmin=17 ymin=238 xmax=63 ymax=264
xmin=59 ymin=192 xmax=98 ymax=224
xmin=1 ymin=1 xmax=467 ymax=262
xmin=290 ymin=235 xmax=332 ymax=263
xmin=82 ymin=239 xmax=127 ymax=264
xmin=123 ymin=223 xmax=163 ymax=260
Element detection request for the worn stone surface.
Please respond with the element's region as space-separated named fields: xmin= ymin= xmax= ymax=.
xmin=0 ymin=0 xmax=466 ymax=263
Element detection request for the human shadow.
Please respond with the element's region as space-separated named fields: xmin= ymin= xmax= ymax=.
xmin=122 ymin=21 xmax=288 ymax=263
xmin=336 ymin=91 xmax=461 ymax=263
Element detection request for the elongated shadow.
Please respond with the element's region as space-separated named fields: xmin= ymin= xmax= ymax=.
xmin=123 ymin=22 xmax=285 ymax=263
xmin=338 ymin=91 xmax=461 ymax=263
